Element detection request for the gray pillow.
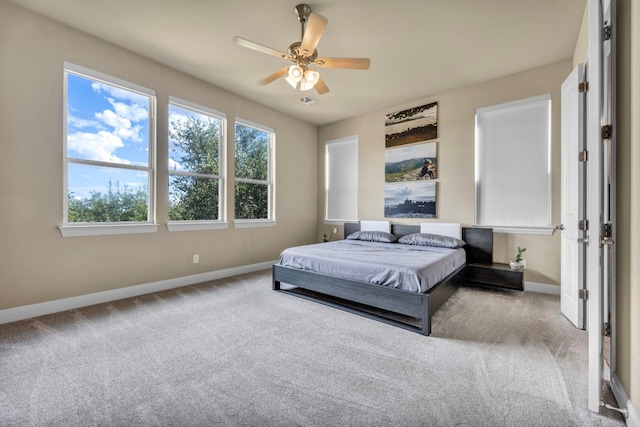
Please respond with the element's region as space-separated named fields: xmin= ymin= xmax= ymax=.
xmin=398 ymin=233 xmax=466 ymax=249
xmin=346 ymin=230 xmax=398 ymax=243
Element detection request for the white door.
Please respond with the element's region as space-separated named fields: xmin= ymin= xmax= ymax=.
xmin=560 ymin=64 xmax=586 ymax=329
xmin=586 ymin=0 xmax=615 ymax=412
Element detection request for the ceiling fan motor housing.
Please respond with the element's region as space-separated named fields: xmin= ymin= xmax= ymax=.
xmin=288 ymin=42 xmax=317 ymax=62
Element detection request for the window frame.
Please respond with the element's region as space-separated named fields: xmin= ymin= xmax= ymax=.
xmin=233 ymin=118 xmax=276 ymax=228
xmin=166 ymin=97 xmax=228 ymax=232
xmin=474 ymin=94 xmax=553 ymax=235
xmin=59 ymin=62 xmax=158 ymax=237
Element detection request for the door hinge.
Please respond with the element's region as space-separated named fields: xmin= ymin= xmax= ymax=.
xmin=578 ymin=219 xmax=589 ymax=231
xmin=604 ymin=322 xmax=611 ymax=337
xmin=579 ymin=150 xmax=588 ymax=162
xmin=579 ymin=289 xmax=589 ymax=300
xmin=601 ymin=222 xmax=614 ymax=247
xmin=601 ymin=124 xmax=613 ymax=140
xmin=579 ymin=81 xmax=589 ymax=92
xmin=603 ymin=24 xmax=612 ymax=41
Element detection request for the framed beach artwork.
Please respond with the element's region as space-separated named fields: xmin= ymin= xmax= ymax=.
xmin=385 ymin=141 xmax=437 ymax=182
xmin=384 ymin=181 xmax=436 ymax=219
xmin=385 ymin=102 xmax=438 ymax=148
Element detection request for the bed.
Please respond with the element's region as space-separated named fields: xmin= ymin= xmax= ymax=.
xmin=273 ymin=221 xmax=478 ymax=336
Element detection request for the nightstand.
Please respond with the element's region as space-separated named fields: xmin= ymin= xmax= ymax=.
xmin=461 ymin=227 xmax=523 ymax=291
xmin=466 ymin=263 xmax=524 ymax=291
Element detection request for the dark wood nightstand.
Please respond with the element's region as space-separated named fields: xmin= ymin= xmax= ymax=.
xmin=466 ymin=263 xmax=524 ymax=291
xmin=461 ymin=227 xmax=524 ymax=291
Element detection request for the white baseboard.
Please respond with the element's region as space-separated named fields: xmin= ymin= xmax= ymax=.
xmin=611 ymin=372 xmax=639 ymax=426
xmin=524 ymin=281 xmax=561 ymax=295
xmin=0 ymin=261 xmax=277 ymax=326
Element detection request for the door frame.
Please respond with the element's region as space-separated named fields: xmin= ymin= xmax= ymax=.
xmin=586 ymin=0 xmax=616 ymax=412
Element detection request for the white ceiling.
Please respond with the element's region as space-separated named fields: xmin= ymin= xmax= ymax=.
xmin=8 ymin=0 xmax=586 ymax=126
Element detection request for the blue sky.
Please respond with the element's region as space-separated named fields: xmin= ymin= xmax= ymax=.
xmin=66 ymin=72 xmax=150 ymax=199
xmin=66 ymin=72 xmax=220 ymax=200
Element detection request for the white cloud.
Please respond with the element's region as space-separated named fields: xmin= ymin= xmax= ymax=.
xmin=389 ymin=184 xmax=413 ymax=197
xmin=169 ymin=112 xmax=189 ymax=125
xmin=67 ymin=131 xmax=130 ymax=164
xmin=68 ymin=114 xmax=100 ymax=129
xmin=91 ymin=82 xmax=148 ymax=105
xmin=95 ymin=109 xmax=142 ymax=142
xmin=169 ymin=158 xmax=182 ymax=171
xmin=107 ymin=98 xmax=148 ymax=122
xmin=89 ymin=84 xmax=149 ymax=145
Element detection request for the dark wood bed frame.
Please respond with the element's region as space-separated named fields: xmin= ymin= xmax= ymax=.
xmin=272 ymin=223 xmax=490 ymax=336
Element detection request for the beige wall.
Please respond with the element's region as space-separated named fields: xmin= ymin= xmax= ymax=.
xmin=0 ymin=1 xmax=319 ymax=310
xmin=630 ymin=0 xmax=640 ymax=412
xmin=573 ymin=2 xmax=589 ymax=67
xmin=318 ymin=60 xmax=572 ymax=286
xmin=618 ymin=0 xmax=639 ymax=417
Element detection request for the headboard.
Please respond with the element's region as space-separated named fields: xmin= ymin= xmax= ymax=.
xmin=344 ymin=222 xmax=419 ymax=238
xmin=343 ymin=222 xmax=493 ymax=264
xmin=420 ymin=222 xmax=462 ymax=239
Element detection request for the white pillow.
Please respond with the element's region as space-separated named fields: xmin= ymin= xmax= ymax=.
xmin=420 ymin=222 xmax=462 ymax=239
xmin=360 ymin=220 xmax=391 ymax=233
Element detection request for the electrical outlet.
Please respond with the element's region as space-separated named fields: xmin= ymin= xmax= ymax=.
xmin=193 ymin=254 xmax=199 ymax=264
xmin=521 ymin=259 xmax=526 ymax=269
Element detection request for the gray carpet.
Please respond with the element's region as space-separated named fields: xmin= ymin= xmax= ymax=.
xmin=0 ymin=270 xmax=625 ymax=426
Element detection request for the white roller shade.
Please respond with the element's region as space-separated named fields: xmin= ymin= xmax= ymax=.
xmin=326 ymin=136 xmax=358 ymax=221
xmin=475 ymin=95 xmax=552 ymax=232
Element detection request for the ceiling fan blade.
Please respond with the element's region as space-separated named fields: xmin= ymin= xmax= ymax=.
xmin=314 ymin=77 xmax=330 ymax=95
xmin=233 ymin=36 xmax=291 ymax=60
xmin=315 ymin=57 xmax=371 ymax=70
xmin=300 ymin=13 xmax=328 ymax=56
xmin=259 ymin=67 xmax=289 ymax=86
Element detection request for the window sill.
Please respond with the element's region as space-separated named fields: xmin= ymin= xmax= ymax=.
xmin=234 ymin=219 xmax=277 ymax=229
xmin=324 ymin=219 xmax=356 ymax=225
xmin=167 ymin=221 xmax=229 ymax=232
xmin=474 ymin=225 xmax=555 ymax=236
xmin=59 ymin=223 xmax=159 ymax=237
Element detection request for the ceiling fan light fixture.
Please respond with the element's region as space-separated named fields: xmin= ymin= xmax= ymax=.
xmin=299 ymin=69 xmax=320 ymax=91
xmin=286 ymin=64 xmax=304 ymax=88
xmin=299 ymin=79 xmax=313 ymax=91
xmin=304 ymin=69 xmax=319 ymax=84
xmin=285 ymin=75 xmax=298 ymax=89
xmin=287 ymin=65 xmax=303 ymax=82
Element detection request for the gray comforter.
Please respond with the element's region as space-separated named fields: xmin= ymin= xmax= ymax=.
xmin=278 ymin=240 xmax=466 ymax=293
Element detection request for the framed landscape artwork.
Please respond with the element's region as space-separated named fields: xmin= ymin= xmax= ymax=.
xmin=384 ymin=181 xmax=436 ymax=219
xmin=385 ymin=102 xmax=438 ymax=148
xmin=385 ymin=141 xmax=437 ymax=182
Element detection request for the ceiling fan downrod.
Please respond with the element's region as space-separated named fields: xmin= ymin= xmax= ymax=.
xmin=294 ymin=4 xmax=312 ymax=40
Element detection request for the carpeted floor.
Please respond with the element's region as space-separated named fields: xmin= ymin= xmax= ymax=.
xmin=0 ymin=270 xmax=625 ymax=426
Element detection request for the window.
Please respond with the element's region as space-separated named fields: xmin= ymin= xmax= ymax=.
xmin=475 ymin=94 xmax=552 ymax=234
xmin=167 ymin=98 xmax=226 ymax=231
xmin=325 ymin=136 xmax=358 ymax=222
xmin=61 ymin=63 xmax=156 ymax=237
xmin=234 ymin=119 xmax=275 ymax=226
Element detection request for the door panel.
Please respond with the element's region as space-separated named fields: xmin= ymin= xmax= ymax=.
xmin=560 ymin=64 xmax=586 ymax=329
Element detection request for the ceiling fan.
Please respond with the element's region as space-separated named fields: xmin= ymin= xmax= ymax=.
xmin=233 ymin=4 xmax=371 ymax=95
